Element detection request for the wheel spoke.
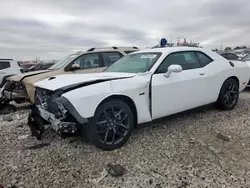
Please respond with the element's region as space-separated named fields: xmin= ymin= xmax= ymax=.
xmin=115 ymin=122 xmax=129 ymax=129
xmin=115 ymin=109 xmax=124 ymax=118
xmin=111 ymin=106 xmax=116 ymax=118
xmin=97 ymin=128 xmax=108 ymax=134
xmin=230 ymin=84 xmax=235 ymax=92
xmin=97 ymin=120 xmax=107 ymax=125
xmin=224 ymin=95 xmax=229 ymax=104
xmin=116 ymin=130 xmax=125 ymax=137
xmin=228 ymin=96 xmax=232 ymax=105
xmin=103 ymin=109 xmax=109 ymax=119
xmin=111 ymin=128 xmax=116 ymax=144
xmin=104 ymin=128 xmax=110 ymax=143
xmin=120 ymin=114 xmax=128 ymax=122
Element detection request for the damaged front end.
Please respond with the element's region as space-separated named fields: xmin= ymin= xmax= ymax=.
xmin=1 ymin=80 xmax=27 ymax=104
xmin=28 ymin=87 xmax=88 ymax=140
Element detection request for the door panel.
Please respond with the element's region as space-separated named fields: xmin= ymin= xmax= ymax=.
xmin=152 ymin=68 xmax=207 ymax=119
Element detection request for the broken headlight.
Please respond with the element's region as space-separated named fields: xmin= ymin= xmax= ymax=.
xmin=35 ymin=87 xmax=67 ymax=119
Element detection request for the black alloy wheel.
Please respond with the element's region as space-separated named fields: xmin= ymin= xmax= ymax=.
xmin=88 ymin=99 xmax=134 ymax=150
xmin=217 ymin=78 xmax=239 ymax=110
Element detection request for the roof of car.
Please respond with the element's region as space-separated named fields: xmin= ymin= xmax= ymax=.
xmin=133 ymin=47 xmax=209 ymax=54
xmin=0 ymin=58 xmax=14 ymax=61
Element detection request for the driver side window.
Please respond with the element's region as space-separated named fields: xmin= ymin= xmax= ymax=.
xmin=156 ymin=51 xmax=200 ymax=74
xmin=72 ymin=53 xmax=100 ymax=69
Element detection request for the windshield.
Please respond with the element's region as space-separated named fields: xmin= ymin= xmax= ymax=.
xmin=48 ymin=54 xmax=78 ymax=70
xmin=104 ymin=53 xmax=161 ymax=73
xmin=243 ymin=53 xmax=250 ymax=61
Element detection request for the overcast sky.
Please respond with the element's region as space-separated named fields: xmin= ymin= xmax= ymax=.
xmin=0 ymin=0 xmax=250 ymax=60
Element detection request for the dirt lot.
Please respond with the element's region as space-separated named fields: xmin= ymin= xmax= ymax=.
xmin=0 ymin=91 xmax=250 ymax=188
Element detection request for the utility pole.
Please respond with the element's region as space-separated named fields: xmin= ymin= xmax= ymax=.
xmin=220 ymin=38 xmax=223 ymax=51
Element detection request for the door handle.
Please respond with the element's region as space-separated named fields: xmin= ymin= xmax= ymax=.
xmin=199 ymin=73 xmax=205 ymax=76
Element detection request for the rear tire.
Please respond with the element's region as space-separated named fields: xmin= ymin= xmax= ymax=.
xmin=87 ymin=99 xmax=134 ymax=151
xmin=216 ymin=78 xmax=239 ymax=110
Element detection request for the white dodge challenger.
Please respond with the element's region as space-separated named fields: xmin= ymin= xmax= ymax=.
xmin=29 ymin=47 xmax=250 ymax=150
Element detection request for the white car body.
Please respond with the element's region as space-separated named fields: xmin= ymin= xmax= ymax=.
xmin=34 ymin=47 xmax=250 ymax=125
xmin=0 ymin=59 xmax=21 ymax=88
xmin=241 ymin=53 xmax=250 ymax=86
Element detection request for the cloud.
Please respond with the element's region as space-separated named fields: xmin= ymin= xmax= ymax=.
xmin=0 ymin=0 xmax=249 ymax=59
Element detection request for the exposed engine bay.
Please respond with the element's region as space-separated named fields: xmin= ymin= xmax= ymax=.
xmin=28 ymin=87 xmax=83 ymax=140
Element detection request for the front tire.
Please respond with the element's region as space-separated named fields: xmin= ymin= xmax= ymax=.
xmin=88 ymin=99 xmax=134 ymax=151
xmin=216 ymin=78 xmax=239 ymax=110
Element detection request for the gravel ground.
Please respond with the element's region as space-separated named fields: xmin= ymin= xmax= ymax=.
xmin=1 ymin=91 xmax=250 ymax=188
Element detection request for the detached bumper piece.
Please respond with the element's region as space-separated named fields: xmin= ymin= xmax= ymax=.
xmin=28 ymin=106 xmax=45 ymax=140
xmin=28 ymin=106 xmax=78 ymax=140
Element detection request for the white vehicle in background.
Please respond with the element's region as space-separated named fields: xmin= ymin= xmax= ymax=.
xmin=30 ymin=47 xmax=250 ymax=150
xmin=242 ymin=53 xmax=250 ymax=86
xmin=233 ymin=49 xmax=250 ymax=59
xmin=0 ymin=59 xmax=21 ymax=88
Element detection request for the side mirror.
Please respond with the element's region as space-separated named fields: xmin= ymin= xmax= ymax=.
xmin=164 ymin=64 xmax=182 ymax=77
xmin=71 ymin=64 xmax=80 ymax=70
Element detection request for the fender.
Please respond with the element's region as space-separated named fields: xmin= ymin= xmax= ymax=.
xmin=62 ymin=75 xmax=152 ymax=124
xmin=0 ymin=75 xmax=15 ymax=87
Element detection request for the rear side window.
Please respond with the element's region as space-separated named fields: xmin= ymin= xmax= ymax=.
xmin=195 ymin=52 xmax=213 ymax=67
xmin=221 ymin=54 xmax=228 ymax=59
xmin=156 ymin=51 xmax=200 ymax=73
xmin=0 ymin=61 xmax=10 ymax=70
xmin=102 ymin=52 xmax=123 ymax=67
xmin=227 ymin=53 xmax=238 ymax=60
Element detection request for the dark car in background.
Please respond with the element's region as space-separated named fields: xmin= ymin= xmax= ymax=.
xmin=21 ymin=62 xmax=37 ymax=73
xmin=219 ymin=52 xmax=240 ymax=60
xmin=21 ymin=61 xmax=56 ymax=73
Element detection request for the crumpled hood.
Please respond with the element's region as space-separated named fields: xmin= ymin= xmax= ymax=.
xmin=34 ymin=72 xmax=136 ymax=91
xmin=7 ymin=70 xmax=50 ymax=82
xmin=22 ymin=69 xmax=62 ymax=85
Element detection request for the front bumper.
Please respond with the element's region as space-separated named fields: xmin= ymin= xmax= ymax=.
xmin=38 ymin=106 xmax=78 ymax=134
xmin=28 ymin=101 xmax=89 ymax=140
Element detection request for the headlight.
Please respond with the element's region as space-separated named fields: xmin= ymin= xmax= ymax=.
xmin=35 ymin=87 xmax=51 ymax=109
xmin=14 ymin=82 xmax=24 ymax=90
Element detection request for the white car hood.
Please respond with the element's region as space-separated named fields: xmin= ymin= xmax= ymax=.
xmin=34 ymin=72 xmax=136 ymax=91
